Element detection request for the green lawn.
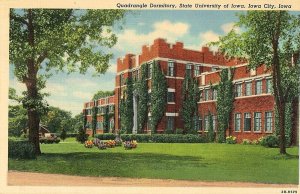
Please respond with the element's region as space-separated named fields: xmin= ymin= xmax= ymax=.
xmin=8 ymin=138 xmax=299 ymax=184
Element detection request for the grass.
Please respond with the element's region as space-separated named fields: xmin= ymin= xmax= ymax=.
xmin=8 ymin=138 xmax=299 ymax=184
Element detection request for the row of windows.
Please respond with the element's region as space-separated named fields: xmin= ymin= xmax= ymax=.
xmin=235 ymin=78 xmax=272 ymax=97
xmin=85 ymin=120 xmax=115 ymax=130
xmin=199 ymin=88 xmax=218 ymax=101
xmin=85 ymin=105 xmax=114 ymax=115
xmin=234 ymin=112 xmax=273 ymax=132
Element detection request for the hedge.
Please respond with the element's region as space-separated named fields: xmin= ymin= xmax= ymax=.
xmin=95 ymin=134 xmax=208 ymax=143
xmin=8 ymin=140 xmax=36 ymax=159
xmin=56 ymin=133 xmax=78 ymax=138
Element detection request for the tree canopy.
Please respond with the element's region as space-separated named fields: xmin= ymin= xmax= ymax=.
xmin=9 ymin=9 xmax=127 ymax=155
xmin=211 ymin=11 xmax=300 ymax=154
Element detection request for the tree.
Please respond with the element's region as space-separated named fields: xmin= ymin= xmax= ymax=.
xmin=216 ymin=68 xmax=234 ymax=143
xmin=150 ymin=61 xmax=167 ymax=133
xmin=181 ymin=75 xmax=200 ymax=134
xmin=41 ymin=106 xmax=73 ymax=133
xmin=136 ymin=64 xmax=149 ymax=133
xmin=207 ymin=111 xmax=214 ymax=142
xmin=93 ymin=91 xmax=114 ymax=100
xmin=10 ymin=9 xmax=127 ymax=155
xmin=8 ymin=105 xmax=28 ymax=137
xmin=120 ymin=76 xmax=134 ymax=133
xmin=103 ymin=105 xmax=110 ymax=133
xmin=211 ymin=11 xmax=300 ymax=154
xmin=60 ymin=128 xmax=67 ymax=141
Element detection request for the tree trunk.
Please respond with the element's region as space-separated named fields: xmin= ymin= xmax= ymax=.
xmin=278 ymin=103 xmax=286 ymax=154
xmin=28 ymin=108 xmax=41 ymax=155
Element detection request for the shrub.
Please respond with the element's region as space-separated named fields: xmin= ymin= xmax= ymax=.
xmin=60 ymin=129 xmax=67 ymax=141
xmin=260 ymin=135 xmax=279 ymax=148
xmin=8 ymin=140 xmax=36 ymax=159
xmin=242 ymin=139 xmax=251 ymax=145
xmin=114 ymin=136 xmax=123 ymax=146
xmin=225 ymin=136 xmax=237 ymax=144
xmin=95 ymin=133 xmax=116 ymax=140
xmin=76 ymin=128 xmax=89 ymax=143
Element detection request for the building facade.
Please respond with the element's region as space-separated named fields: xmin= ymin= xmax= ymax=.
xmin=83 ymin=38 xmax=298 ymax=143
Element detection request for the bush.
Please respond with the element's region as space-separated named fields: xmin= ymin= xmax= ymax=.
xmin=8 ymin=140 xmax=36 ymax=159
xmin=76 ymin=128 xmax=89 ymax=143
xmin=260 ymin=135 xmax=279 ymax=148
xmin=95 ymin=133 xmax=116 ymax=140
xmin=164 ymin=128 xmax=173 ymax=134
xmin=60 ymin=129 xmax=67 ymax=141
xmin=226 ymin=136 xmax=237 ymax=144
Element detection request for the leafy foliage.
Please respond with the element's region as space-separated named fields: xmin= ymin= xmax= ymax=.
xmin=8 ymin=105 xmax=28 ymax=137
xmin=207 ymin=112 xmax=215 ymax=142
xmin=120 ymin=76 xmax=134 ymax=133
xmin=93 ymin=91 xmax=114 ymax=100
xmin=181 ymin=76 xmax=200 ymax=134
xmin=135 ymin=64 xmax=149 ymax=133
xmin=150 ymin=61 xmax=167 ymax=133
xmin=275 ymin=102 xmax=292 ymax=146
xmin=91 ymin=106 xmax=97 ymax=136
xmin=60 ymin=128 xmax=67 ymax=141
xmin=10 ymin=9 xmax=127 ymax=155
xmin=211 ymin=11 xmax=300 ymax=154
xmin=8 ymin=140 xmax=36 ymax=159
xmin=76 ymin=126 xmax=88 ymax=144
xmin=216 ymin=68 xmax=234 ymax=143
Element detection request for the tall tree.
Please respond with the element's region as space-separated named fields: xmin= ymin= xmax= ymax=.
xmin=136 ymin=64 xmax=149 ymax=133
xmin=216 ymin=68 xmax=234 ymax=143
xmin=10 ymin=9 xmax=126 ymax=155
xmin=150 ymin=61 xmax=167 ymax=133
xmin=181 ymin=75 xmax=200 ymax=134
xmin=120 ymin=76 xmax=134 ymax=133
xmin=211 ymin=11 xmax=300 ymax=153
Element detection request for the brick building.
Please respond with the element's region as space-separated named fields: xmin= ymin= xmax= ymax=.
xmin=83 ymin=38 xmax=298 ymax=143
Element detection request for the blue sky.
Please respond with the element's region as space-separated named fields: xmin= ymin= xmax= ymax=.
xmin=9 ymin=10 xmax=242 ymax=116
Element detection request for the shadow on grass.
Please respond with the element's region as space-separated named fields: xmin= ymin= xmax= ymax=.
xmin=8 ymin=152 xmax=208 ymax=178
xmin=272 ymin=153 xmax=299 ymax=160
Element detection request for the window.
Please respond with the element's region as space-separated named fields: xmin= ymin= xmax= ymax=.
xmin=167 ymin=92 xmax=175 ymax=103
xmin=212 ymin=66 xmax=218 ymax=72
xmin=166 ymin=116 xmax=174 ymax=131
xmin=204 ymin=89 xmax=210 ymax=101
xmin=97 ymin=121 xmax=103 ymax=130
xmin=132 ymin=70 xmax=137 ymax=82
xmin=186 ymin=63 xmax=192 ymax=77
xmin=212 ymin=115 xmax=217 ymax=131
xmin=265 ymin=112 xmax=273 ymax=132
xmin=110 ymin=119 xmax=114 ymax=131
xmin=168 ymin=61 xmax=174 ymax=76
xmin=235 ymin=83 xmax=242 ymax=97
xmin=193 ymin=116 xmax=199 ymax=131
xmin=212 ymin=89 xmax=217 ymax=100
xmin=120 ymin=73 xmax=125 ymax=86
xmin=199 ymin=117 xmax=203 ymax=131
xmin=109 ymin=105 xmax=114 ymax=113
xmin=245 ymin=81 xmax=252 ymax=96
xmin=199 ymin=89 xmax=203 ymax=102
xmin=234 ymin=113 xmax=241 ymax=131
xmin=87 ymin=109 xmax=92 ymax=115
xmin=244 ymin=113 xmax=251 ymax=131
xmin=266 ymin=78 xmax=272 ymax=93
xmin=204 ymin=115 xmax=209 ymax=131
xmin=194 ymin=65 xmax=200 ymax=76
xmin=148 ymin=62 xmax=152 ymax=78
xmin=255 ymin=80 xmax=262 ymax=95
xmin=254 ymin=112 xmax=262 ymax=131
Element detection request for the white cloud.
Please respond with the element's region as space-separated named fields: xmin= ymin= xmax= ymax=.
xmin=115 ymin=20 xmax=190 ymax=54
xmin=199 ymin=30 xmax=220 ymax=46
xmin=46 ymin=98 xmax=83 ymax=116
xmin=72 ymin=91 xmax=93 ymax=100
xmin=43 ymin=82 xmax=67 ymax=97
xmin=221 ymin=22 xmax=241 ymax=34
xmin=107 ymin=64 xmax=117 ymax=73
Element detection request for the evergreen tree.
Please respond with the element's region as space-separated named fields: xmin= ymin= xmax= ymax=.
xmin=60 ymin=128 xmax=67 ymax=141
xmin=150 ymin=61 xmax=167 ymax=133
